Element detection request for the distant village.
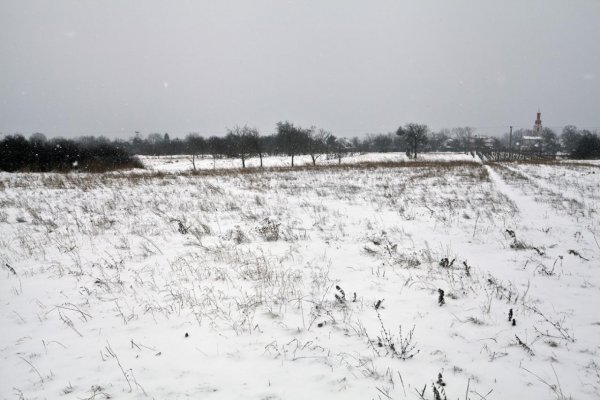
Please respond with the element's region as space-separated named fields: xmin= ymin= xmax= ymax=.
xmin=429 ymin=111 xmax=548 ymax=154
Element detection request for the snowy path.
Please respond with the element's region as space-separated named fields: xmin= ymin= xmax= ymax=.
xmin=486 ymin=164 xmax=598 ymax=260
xmin=502 ymin=164 xmax=593 ymax=209
xmin=483 ymin=163 xmax=600 ymax=399
xmin=486 ymin=164 xmax=573 ymax=228
xmin=486 ymin=162 xmax=600 ymax=338
xmin=486 ymin=163 xmax=598 ymax=284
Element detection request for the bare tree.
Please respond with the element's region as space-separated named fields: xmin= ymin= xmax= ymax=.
xmin=186 ymin=133 xmax=206 ymax=171
xmin=333 ymin=137 xmax=351 ymax=164
xmin=541 ymin=127 xmax=560 ymax=157
xmin=561 ymin=125 xmax=581 ymax=154
xmin=428 ymin=129 xmax=451 ymax=151
xmin=276 ymin=121 xmax=308 ymax=167
xmin=207 ymin=136 xmax=226 ymax=169
xmin=307 ymin=128 xmax=331 ymax=166
xmin=396 ymin=123 xmax=429 ymax=158
xmin=452 ymin=126 xmax=476 ymax=152
xmin=247 ymin=128 xmax=264 ymax=168
xmin=227 ymin=125 xmax=256 ymax=168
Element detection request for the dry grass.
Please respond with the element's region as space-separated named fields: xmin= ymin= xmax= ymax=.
xmin=184 ymin=160 xmax=483 ymax=177
xmin=0 ymin=160 xmax=484 ymax=189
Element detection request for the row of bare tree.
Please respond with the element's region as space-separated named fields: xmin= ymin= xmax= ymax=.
xmin=139 ymin=122 xmax=356 ymax=169
xmin=3 ymin=123 xmax=598 ymax=172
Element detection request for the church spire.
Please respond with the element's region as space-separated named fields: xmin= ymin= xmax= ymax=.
xmin=534 ymin=109 xmax=542 ymax=135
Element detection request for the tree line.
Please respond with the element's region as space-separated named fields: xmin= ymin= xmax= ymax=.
xmin=0 ymin=134 xmax=142 ymax=172
xmin=1 ymin=122 xmax=599 ymax=172
xmin=127 ymin=123 xmax=600 ymax=161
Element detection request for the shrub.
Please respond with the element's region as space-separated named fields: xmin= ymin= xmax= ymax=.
xmin=0 ymin=134 xmax=143 ymax=172
xmin=257 ymin=218 xmax=281 ymax=241
xmin=571 ymin=131 xmax=600 ymax=159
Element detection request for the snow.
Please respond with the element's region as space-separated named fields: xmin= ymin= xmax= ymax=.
xmin=561 ymin=159 xmax=600 ymax=166
xmin=1 ymin=155 xmax=599 ymax=399
xmin=138 ymin=152 xmax=479 ymax=173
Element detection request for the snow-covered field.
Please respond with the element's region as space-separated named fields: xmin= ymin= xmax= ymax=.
xmin=139 ymin=152 xmax=479 ymax=173
xmin=1 ymin=156 xmax=599 ymax=399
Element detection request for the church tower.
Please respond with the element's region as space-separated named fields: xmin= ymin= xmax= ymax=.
xmin=533 ymin=110 xmax=542 ymax=135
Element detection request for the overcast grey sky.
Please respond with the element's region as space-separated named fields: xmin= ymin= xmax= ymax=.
xmin=1 ymin=0 xmax=599 ymax=138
